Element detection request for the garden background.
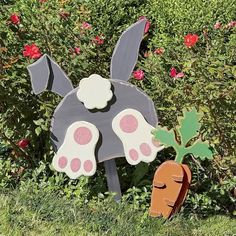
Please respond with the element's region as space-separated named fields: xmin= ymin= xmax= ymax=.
xmin=0 ymin=0 xmax=235 ymax=235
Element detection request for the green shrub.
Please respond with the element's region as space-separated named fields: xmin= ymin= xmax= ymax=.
xmin=0 ymin=0 xmax=235 ymax=215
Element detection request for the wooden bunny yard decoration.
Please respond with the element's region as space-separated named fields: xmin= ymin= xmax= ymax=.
xmin=27 ymin=19 xmax=164 ymax=201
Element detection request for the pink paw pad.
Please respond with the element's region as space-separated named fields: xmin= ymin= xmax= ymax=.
xmin=84 ymin=160 xmax=93 ymax=173
xmin=71 ymin=158 xmax=81 ymax=172
xmin=152 ymin=138 xmax=161 ymax=147
xmin=120 ymin=115 xmax=138 ymax=133
xmin=129 ymin=149 xmax=139 ymax=161
xmin=58 ymin=156 xmax=68 ymax=169
xmin=140 ymin=143 xmax=151 ymax=156
xmin=74 ymin=127 xmax=92 ymax=145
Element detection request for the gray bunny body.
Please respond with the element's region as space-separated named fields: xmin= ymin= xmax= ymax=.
xmin=51 ymin=79 xmax=157 ymax=163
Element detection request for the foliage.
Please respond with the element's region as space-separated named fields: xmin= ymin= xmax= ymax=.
xmin=0 ymin=0 xmax=235 ymax=216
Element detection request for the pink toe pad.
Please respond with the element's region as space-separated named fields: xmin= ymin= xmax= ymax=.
xmin=140 ymin=143 xmax=151 ymax=156
xmin=58 ymin=156 xmax=67 ymax=169
xmin=84 ymin=160 xmax=93 ymax=172
xmin=71 ymin=158 xmax=81 ymax=172
xmin=129 ymin=149 xmax=139 ymax=161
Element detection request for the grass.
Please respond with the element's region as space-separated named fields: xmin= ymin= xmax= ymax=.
xmin=0 ymin=186 xmax=235 ymax=236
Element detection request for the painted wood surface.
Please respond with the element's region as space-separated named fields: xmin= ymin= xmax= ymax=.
xmin=27 ymin=54 xmax=73 ymax=97
xmin=149 ymin=160 xmax=184 ymax=218
xmin=52 ymin=121 xmax=99 ymax=178
xmin=51 ymin=80 xmax=158 ymax=163
xmin=77 ymin=74 xmax=113 ymax=110
xmin=112 ymin=108 xmax=164 ymax=165
xmin=110 ymin=19 xmax=146 ymax=81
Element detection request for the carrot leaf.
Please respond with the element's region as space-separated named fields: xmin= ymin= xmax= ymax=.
xmin=177 ymin=107 xmax=201 ymax=146
xmin=153 ymin=107 xmax=214 ymax=163
xmin=153 ymin=126 xmax=177 ymax=149
xmin=187 ymin=140 xmax=213 ymax=160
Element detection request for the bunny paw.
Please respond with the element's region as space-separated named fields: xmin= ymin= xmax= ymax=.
xmin=112 ymin=109 xmax=164 ymax=165
xmin=52 ymin=121 xmax=99 ymax=179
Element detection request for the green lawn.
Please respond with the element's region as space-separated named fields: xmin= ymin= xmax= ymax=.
xmin=0 ymin=188 xmax=235 ymax=236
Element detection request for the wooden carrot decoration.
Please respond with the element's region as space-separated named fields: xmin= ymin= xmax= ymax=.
xmin=149 ymin=107 xmax=213 ymax=219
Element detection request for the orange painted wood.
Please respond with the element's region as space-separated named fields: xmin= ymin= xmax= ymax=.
xmin=172 ymin=164 xmax=192 ymax=214
xmin=149 ymin=160 xmax=184 ymax=218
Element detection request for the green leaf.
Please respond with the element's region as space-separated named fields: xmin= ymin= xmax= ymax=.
xmin=187 ymin=140 xmax=213 ymax=160
xmin=153 ymin=126 xmax=177 ymax=148
xmin=35 ymin=127 xmax=42 ymax=136
xmin=177 ymin=107 xmax=201 ymax=146
xmin=132 ymin=163 xmax=149 ymax=186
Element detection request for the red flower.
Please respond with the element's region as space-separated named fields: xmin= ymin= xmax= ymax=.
xmin=23 ymin=44 xmax=42 ymax=59
xmin=133 ymin=69 xmax=145 ymax=80
xmin=227 ymin=21 xmax=236 ymax=28
xmin=214 ymin=22 xmax=221 ymax=29
xmin=93 ymin=36 xmax=104 ymax=45
xmin=184 ymin=34 xmax=199 ymax=48
xmin=10 ymin=14 xmax=20 ymax=25
xmin=154 ymin=48 xmax=164 ymax=55
xmin=139 ymin=16 xmax=151 ymax=34
xmin=169 ymin=67 xmax=184 ymax=79
xmin=17 ymin=139 xmax=30 ymax=149
xmin=74 ymin=47 xmax=81 ymax=55
xmin=81 ymin=22 xmax=91 ymax=30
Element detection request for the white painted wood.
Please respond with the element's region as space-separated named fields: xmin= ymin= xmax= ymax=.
xmin=112 ymin=109 xmax=164 ymax=165
xmin=77 ymin=74 xmax=113 ymax=110
xmin=52 ymin=121 xmax=99 ymax=179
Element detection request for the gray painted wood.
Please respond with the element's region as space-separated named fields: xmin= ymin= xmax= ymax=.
xmin=110 ymin=19 xmax=146 ymax=81
xmin=27 ymin=54 xmax=74 ymax=97
xmin=51 ymin=79 xmax=158 ymax=163
xmin=104 ymin=159 xmax=122 ymax=201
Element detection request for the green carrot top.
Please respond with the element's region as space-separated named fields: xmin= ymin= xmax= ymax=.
xmin=153 ymin=107 xmax=213 ymax=164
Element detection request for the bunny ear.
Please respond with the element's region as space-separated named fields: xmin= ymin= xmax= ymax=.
xmin=110 ymin=19 xmax=146 ymax=81
xmin=27 ymin=54 xmax=74 ymax=97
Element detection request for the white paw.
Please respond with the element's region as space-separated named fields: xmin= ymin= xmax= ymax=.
xmin=52 ymin=121 xmax=99 ymax=179
xmin=112 ymin=109 xmax=164 ymax=165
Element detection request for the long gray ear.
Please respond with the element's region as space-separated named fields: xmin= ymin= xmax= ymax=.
xmin=110 ymin=19 xmax=146 ymax=81
xmin=27 ymin=54 xmax=74 ymax=97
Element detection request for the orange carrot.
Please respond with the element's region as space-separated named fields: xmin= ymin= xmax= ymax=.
xmin=149 ymin=160 xmax=184 ymax=219
xmin=150 ymin=108 xmax=213 ymax=219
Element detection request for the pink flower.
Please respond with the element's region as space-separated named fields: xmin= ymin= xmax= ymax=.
xmin=17 ymin=139 xmax=30 ymax=149
xmin=154 ymin=48 xmax=164 ymax=55
xmin=93 ymin=36 xmax=104 ymax=45
xmin=139 ymin=16 xmax=151 ymax=34
xmin=227 ymin=21 xmax=236 ymax=28
xmin=169 ymin=67 xmax=184 ymax=79
xmin=10 ymin=14 xmax=20 ymax=25
xmin=74 ymin=47 xmax=81 ymax=55
xmin=81 ymin=22 xmax=91 ymax=30
xmin=133 ymin=69 xmax=145 ymax=80
xmin=39 ymin=0 xmax=47 ymax=3
xmin=184 ymin=34 xmax=199 ymax=48
xmin=23 ymin=44 xmax=42 ymax=59
xmin=214 ymin=21 xmax=221 ymax=29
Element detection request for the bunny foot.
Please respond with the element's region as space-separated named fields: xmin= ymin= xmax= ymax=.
xmin=112 ymin=109 xmax=164 ymax=165
xmin=52 ymin=121 xmax=99 ymax=179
